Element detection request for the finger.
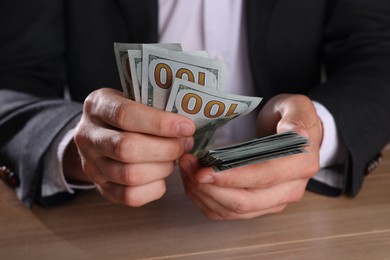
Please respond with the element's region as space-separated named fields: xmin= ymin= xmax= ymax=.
xmin=275 ymin=97 xmax=322 ymax=147
xmin=180 ymin=156 xmax=292 ymax=220
xmin=195 ymin=179 xmax=307 ymax=216
xmin=183 ymin=171 xmax=288 ymax=220
xmin=84 ymin=88 xmax=195 ymax=137
xmin=257 ymin=94 xmax=322 ymax=145
xmin=194 ymin=95 xmax=321 ymax=189
xmin=81 ymin=126 xmax=194 ymax=163
xmin=180 ymin=170 xmax=222 ymax=220
xmin=180 ymin=155 xmax=227 ymax=220
xmin=97 ymin=179 xmax=166 ymax=207
xmin=76 ymin=151 xmax=104 ymax=184
xmin=96 ymin=158 xmax=174 ymax=186
xmin=179 ymin=153 xmax=203 ymax=179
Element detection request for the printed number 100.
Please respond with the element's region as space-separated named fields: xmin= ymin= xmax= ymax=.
xmin=181 ymin=93 xmax=239 ymax=119
xmin=154 ymin=63 xmax=206 ymax=89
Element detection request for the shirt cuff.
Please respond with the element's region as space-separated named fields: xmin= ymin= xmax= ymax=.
xmin=42 ymin=116 xmax=95 ymax=197
xmin=311 ymin=101 xmax=348 ymax=189
xmin=313 ymin=101 xmax=348 ymax=167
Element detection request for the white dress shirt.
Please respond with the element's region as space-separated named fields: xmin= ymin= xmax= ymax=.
xmin=42 ymin=0 xmax=346 ymax=197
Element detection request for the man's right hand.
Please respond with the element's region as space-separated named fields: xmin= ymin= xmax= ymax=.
xmin=71 ymin=88 xmax=195 ymax=206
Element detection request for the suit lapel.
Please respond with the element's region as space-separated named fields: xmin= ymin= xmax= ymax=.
xmin=246 ymin=0 xmax=279 ymax=99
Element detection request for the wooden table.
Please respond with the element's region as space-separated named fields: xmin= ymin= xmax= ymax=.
xmin=1 ymin=146 xmax=390 ymax=260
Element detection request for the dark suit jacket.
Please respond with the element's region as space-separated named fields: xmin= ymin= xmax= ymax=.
xmin=1 ymin=0 xmax=390 ymax=207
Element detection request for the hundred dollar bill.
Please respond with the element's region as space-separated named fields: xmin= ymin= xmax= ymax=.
xmin=127 ymin=49 xmax=207 ymax=103
xmin=114 ymin=43 xmax=181 ymax=101
xmin=166 ymin=78 xmax=262 ymax=156
xmin=142 ymin=45 xmax=226 ymax=110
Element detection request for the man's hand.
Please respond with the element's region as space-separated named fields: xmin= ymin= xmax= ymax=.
xmin=69 ymin=88 xmax=195 ymax=206
xmin=179 ymin=94 xmax=323 ymax=220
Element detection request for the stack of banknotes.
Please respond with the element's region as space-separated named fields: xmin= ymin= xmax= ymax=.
xmin=200 ymin=131 xmax=308 ymax=171
xmin=114 ymin=43 xmax=308 ymax=169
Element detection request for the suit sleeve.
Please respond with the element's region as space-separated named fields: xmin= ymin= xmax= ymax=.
xmin=0 ymin=0 xmax=82 ymax=206
xmin=308 ymin=0 xmax=390 ymax=196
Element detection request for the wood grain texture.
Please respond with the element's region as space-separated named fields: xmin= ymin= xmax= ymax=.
xmin=1 ymin=144 xmax=389 ymax=259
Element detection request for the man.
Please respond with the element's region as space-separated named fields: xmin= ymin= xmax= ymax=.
xmin=1 ymin=0 xmax=390 ymax=220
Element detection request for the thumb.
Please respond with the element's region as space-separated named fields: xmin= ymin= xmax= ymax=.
xmin=257 ymin=94 xmax=319 ymax=139
xmin=275 ymin=95 xmax=322 ymax=144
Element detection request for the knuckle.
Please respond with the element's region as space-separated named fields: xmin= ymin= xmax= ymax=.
xmin=151 ymin=110 xmax=180 ymax=137
xmin=231 ymin=199 xmax=253 ymax=215
xmin=111 ymin=134 xmax=132 ymax=161
xmin=152 ymin=112 xmax=166 ymax=136
xmin=169 ymin=141 xmax=185 ymax=158
xmin=84 ymin=88 xmax=131 ymax=127
xmin=121 ymin=165 xmax=142 ymax=185
xmin=288 ymin=94 xmax=311 ymax=106
xmin=81 ymin=159 xmax=106 ymax=184
xmin=256 ymin=174 xmax=274 ymax=188
xmin=73 ymin=120 xmax=97 ymax=155
xmin=73 ymin=123 xmax=89 ymax=147
xmin=211 ymin=170 xmax=237 ymax=187
xmin=217 ymin=175 xmax=234 ymax=187
xmin=83 ymin=92 xmax=96 ymax=114
xmin=83 ymin=89 xmax=110 ymax=115
xmin=111 ymin=102 xmax=128 ymax=127
xmin=123 ymin=182 xmax=166 ymax=207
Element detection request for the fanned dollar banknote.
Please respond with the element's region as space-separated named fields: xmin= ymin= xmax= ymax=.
xmin=114 ymin=43 xmax=309 ymax=170
xmin=166 ymin=78 xmax=261 ymax=156
xmin=141 ymin=44 xmax=226 ymax=110
xmin=114 ymin=43 xmax=182 ymax=101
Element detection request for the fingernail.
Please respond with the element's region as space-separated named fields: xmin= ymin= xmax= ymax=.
xmin=185 ymin=137 xmax=194 ymax=151
xmin=198 ymin=175 xmax=215 ymax=184
xmin=177 ymin=122 xmax=194 ymax=136
xmin=278 ymin=120 xmax=300 ymax=132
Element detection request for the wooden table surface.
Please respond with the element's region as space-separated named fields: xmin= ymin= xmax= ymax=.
xmin=1 ymin=145 xmax=390 ymax=260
